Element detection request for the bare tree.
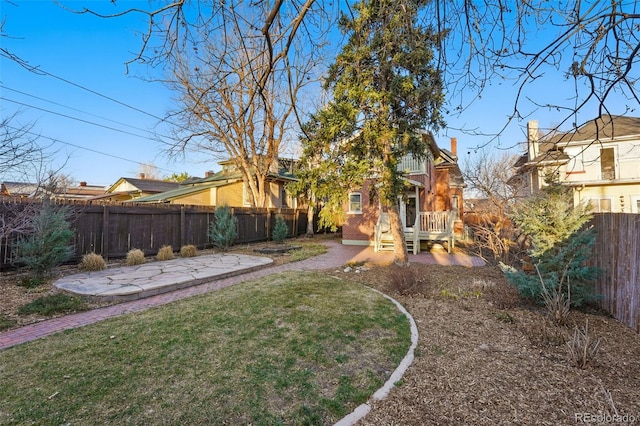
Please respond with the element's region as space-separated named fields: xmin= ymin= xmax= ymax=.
xmin=166 ymin=15 xmax=319 ymax=206
xmin=0 ymin=113 xmax=57 ymax=240
xmin=75 ymin=1 xmax=333 ymax=207
xmin=462 ymin=150 xmax=522 ymax=263
xmin=428 ymin=1 xmax=640 ymax=139
xmin=33 ymin=1 xmax=640 ymax=144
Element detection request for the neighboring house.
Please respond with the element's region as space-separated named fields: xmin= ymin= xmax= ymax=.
xmin=47 ymin=182 xmax=107 ymax=201
xmin=132 ymin=158 xmax=299 ymax=208
xmin=341 ymin=131 xmax=465 ymax=253
xmin=0 ymin=181 xmax=41 ymax=198
xmin=512 ymin=115 xmax=640 ymax=213
xmin=98 ymin=175 xmax=182 ymax=202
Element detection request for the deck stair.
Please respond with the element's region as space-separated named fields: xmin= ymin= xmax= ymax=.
xmin=374 ymin=211 xmax=456 ymax=254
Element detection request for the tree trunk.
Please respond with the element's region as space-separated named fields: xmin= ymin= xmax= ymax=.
xmin=387 ymin=203 xmax=409 ymax=265
xmin=305 ymin=203 xmax=315 ymax=237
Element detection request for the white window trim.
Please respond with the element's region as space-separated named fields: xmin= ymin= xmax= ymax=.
xmin=587 ymin=196 xmax=614 ymax=213
xmin=631 ymin=195 xmax=640 ymax=213
xmin=348 ymin=192 xmax=363 ymax=214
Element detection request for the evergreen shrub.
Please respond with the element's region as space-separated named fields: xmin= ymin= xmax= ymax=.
xmin=209 ymin=205 xmax=237 ymax=251
xmin=503 ymin=183 xmax=599 ymax=308
xmin=272 ymin=216 xmax=289 ymax=244
xmin=13 ymin=201 xmax=74 ymax=280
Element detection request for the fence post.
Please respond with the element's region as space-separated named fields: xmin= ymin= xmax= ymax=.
xmin=101 ymin=205 xmax=110 ymax=260
xmin=180 ymin=206 xmax=185 ymax=248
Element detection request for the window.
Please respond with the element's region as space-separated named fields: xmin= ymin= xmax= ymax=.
xmin=451 ymin=195 xmax=460 ymax=219
xmin=601 ymin=148 xmax=615 ymax=180
xmin=348 ymin=192 xmax=362 ymax=214
xmin=588 ymin=198 xmax=612 ymax=213
xmin=632 ymin=196 xmax=640 ymax=213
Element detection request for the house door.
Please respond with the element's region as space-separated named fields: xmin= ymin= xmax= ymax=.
xmin=400 ymin=195 xmax=417 ymax=231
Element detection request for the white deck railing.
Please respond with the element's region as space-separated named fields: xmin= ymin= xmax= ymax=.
xmin=416 ymin=211 xmax=453 ymax=234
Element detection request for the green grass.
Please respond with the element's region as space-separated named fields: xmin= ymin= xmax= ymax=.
xmin=0 ymin=271 xmax=410 ymax=425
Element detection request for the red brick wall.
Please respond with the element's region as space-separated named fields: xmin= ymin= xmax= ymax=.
xmin=342 ymin=179 xmax=378 ymax=243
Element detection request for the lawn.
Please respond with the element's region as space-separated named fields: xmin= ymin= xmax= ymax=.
xmin=0 ymin=271 xmax=410 ymax=425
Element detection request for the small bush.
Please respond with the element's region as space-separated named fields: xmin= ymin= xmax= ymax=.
xmin=156 ymin=245 xmax=175 ymax=261
xmin=126 ymin=249 xmax=146 ymax=266
xmin=180 ymin=244 xmax=198 ymax=257
xmin=13 ymin=202 xmax=74 ymax=279
xmin=80 ymin=252 xmax=106 ymax=271
xmin=567 ymin=320 xmax=601 ymax=369
xmin=209 ymin=205 xmax=238 ymax=251
xmin=525 ymin=318 xmax=567 ymax=347
xmin=272 ymin=216 xmax=289 ymax=244
xmin=17 ymin=276 xmax=46 ymax=289
xmin=18 ymin=293 xmax=88 ymax=316
xmin=0 ymin=314 xmax=17 ymax=332
xmin=387 ymin=266 xmax=430 ymax=296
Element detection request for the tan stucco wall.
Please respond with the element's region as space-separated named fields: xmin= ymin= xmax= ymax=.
xmin=217 ymin=181 xmax=245 ymax=207
xmin=171 ymin=189 xmax=213 ymax=206
xmin=574 ymin=184 xmax=640 ymax=213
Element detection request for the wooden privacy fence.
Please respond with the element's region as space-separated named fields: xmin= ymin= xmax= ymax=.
xmin=1 ymin=199 xmax=309 ymax=266
xmin=590 ymin=213 xmax=640 ymax=333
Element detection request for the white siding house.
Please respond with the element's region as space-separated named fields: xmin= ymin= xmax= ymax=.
xmin=512 ymin=115 xmax=640 ymax=213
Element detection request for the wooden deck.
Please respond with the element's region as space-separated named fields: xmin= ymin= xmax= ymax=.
xmin=375 ymin=211 xmax=456 ymax=254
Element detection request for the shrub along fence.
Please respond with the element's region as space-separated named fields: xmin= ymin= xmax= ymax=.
xmin=0 ymin=199 xmax=310 ymax=267
xmin=590 ymin=213 xmax=640 ymax=333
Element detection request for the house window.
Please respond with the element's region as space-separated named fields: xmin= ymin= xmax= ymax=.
xmin=632 ymin=196 xmax=640 ymax=213
xmin=589 ymin=198 xmax=612 ymax=213
xmin=601 ymin=148 xmax=615 ymax=180
xmin=348 ymin=192 xmax=362 ymax=214
xmin=451 ymin=195 xmax=460 ymax=219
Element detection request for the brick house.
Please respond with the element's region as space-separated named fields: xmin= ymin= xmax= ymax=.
xmin=341 ymin=131 xmax=465 ymax=253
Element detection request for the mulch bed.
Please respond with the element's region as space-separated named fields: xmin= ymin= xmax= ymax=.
xmin=331 ymin=263 xmax=640 ymax=425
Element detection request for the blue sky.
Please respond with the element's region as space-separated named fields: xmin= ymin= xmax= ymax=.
xmin=1 ymin=1 xmax=620 ymax=186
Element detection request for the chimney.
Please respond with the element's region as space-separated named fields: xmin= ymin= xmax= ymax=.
xmin=527 ymin=120 xmax=539 ymax=161
xmin=205 ymin=171 xmax=215 ymax=178
xmin=80 ymin=181 xmax=87 ymax=187
xmin=450 ymin=137 xmax=457 ymax=157
xmin=139 ymin=173 xmax=146 ymax=180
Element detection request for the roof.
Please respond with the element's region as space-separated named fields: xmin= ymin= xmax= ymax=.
xmin=544 ymin=115 xmax=640 ymax=147
xmin=527 ymin=148 xmax=571 ymax=167
xmin=132 ymin=181 xmax=225 ymax=203
xmin=417 ymin=129 xmax=441 ymax=158
xmin=435 ymin=148 xmax=466 ymax=188
xmin=106 ymin=177 xmax=181 ymax=194
xmin=51 ymin=185 xmax=107 ymax=199
xmin=191 ymin=167 xmax=296 ymax=185
xmin=0 ymin=181 xmax=41 ymax=197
